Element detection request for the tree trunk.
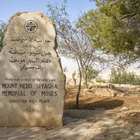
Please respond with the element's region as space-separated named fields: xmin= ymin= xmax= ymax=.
xmin=76 ymin=61 xmax=82 ymax=109
xmin=83 ymin=68 xmax=88 ymax=88
xmin=84 ymin=74 xmax=88 ymax=88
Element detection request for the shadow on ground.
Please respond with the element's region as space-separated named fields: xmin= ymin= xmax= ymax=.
xmin=66 ymin=97 xmax=124 ymax=110
xmin=83 ymin=98 xmax=124 ymax=110
xmin=1 ymin=110 xmax=140 ymax=140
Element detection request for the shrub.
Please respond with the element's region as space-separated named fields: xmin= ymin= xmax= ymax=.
xmin=109 ymin=68 xmax=140 ymax=85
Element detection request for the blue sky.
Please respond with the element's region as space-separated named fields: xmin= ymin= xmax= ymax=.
xmin=0 ymin=0 xmax=96 ymax=76
xmin=0 ymin=0 xmax=95 ymax=22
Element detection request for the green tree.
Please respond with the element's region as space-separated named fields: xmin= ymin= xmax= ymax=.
xmin=47 ymin=0 xmax=105 ymax=108
xmin=83 ymin=66 xmax=99 ymax=87
xmin=78 ymin=0 xmax=140 ymax=57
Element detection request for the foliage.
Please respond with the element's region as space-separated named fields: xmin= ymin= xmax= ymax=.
xmin=47 ymin=1 xmax=100 ymax=66
xmin=47 ymin=0 xmax=106 ymax=69
xmin=109 ymin=68 xmax=140 ymax=85
xmin=78 ymin=0 xmax=140 ymax=57
xmin=83 ymin=66 xmax=99 ymax=81
xmin=0 ymin=21 xmax=6 ymax=49
xmin=96 ymin=77 xmax=106 ymax=83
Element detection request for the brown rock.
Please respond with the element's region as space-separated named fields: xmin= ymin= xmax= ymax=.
xmin=94 ymin=88 xmax=116 ymax=97
xmin=0 ymin=12 xmax=65 ymax=128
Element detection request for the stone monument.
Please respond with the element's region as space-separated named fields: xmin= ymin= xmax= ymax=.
xmin=0 ymin=12 xmax=65 ymax=128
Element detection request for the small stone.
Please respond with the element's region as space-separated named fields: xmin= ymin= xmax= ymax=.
xmin=121 ymin=107 xmax=128 ymax=111
xmin=135 ymin=132 xmax=140 ymax=136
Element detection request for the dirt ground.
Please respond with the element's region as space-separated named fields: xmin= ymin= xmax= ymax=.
xmin=65 ymin=95 xmax=140 ymax=110
xmin=63 ymin=86 xmax=140 ymax=139
xmin=65 ymin=86 xmax=140 ymax=110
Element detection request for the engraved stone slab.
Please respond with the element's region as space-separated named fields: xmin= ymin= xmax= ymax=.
xmin=0 ymin=12 xmax=65 ymax=128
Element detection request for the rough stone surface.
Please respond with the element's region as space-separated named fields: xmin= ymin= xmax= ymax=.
xmin=0 ymin=12 xmax=65 ymax=128
xmin=94 ymin=88 xmax=116 ymax=97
